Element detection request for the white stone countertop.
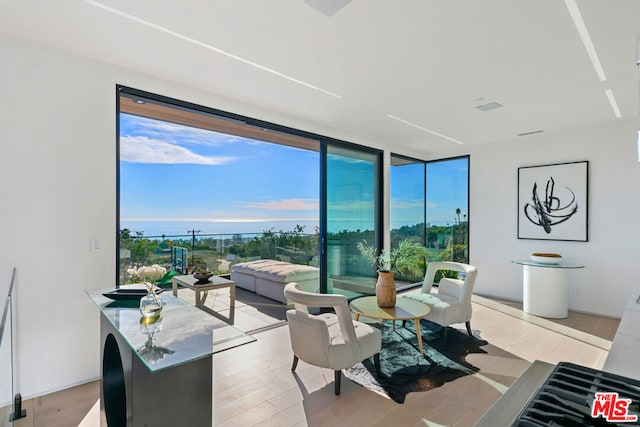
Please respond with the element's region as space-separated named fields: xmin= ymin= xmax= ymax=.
xmin=603 ymin=286 xmax=640 ymax=380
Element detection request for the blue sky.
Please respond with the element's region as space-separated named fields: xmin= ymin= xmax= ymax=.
xmin=390 ymin=158 xmax=469 ymax=227
xmin=425 ymin=158 xmax=469 ymax=226
xmin=120 ymin=113 xmax=467 ymax=235
xmin=120 ymin=113 xmax=320 ymax=227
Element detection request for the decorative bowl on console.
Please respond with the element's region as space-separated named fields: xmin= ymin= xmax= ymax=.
xmin=530 ymin=253 xmax=563 ymax=264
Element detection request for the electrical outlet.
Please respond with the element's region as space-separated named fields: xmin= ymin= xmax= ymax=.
xmin=570 ymin=286 xmax=579 ymax=297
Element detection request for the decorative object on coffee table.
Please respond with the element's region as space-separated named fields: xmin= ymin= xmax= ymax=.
xmin=375 ymin=271 xmax=396 ymax=308
xmin=357 ymin=239 xmax=429 ymax=308
xmin=193 ymin=270 xmax=214 ymax=283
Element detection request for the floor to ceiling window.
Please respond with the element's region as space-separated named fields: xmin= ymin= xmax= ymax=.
xmin=117 ymin=87 xmax=321 ymax=286
xmin=390 ymin=154 xmax=426 ymax=285
xmin=325 ymin=145 xmax=381 ymax=298
xmin=116 ymin=86 xmax=383 ymax=295
xmin=426 ymin=156 xmax=469 ymax=264
xmin=390 ymin=154 xmax=470 ymax=287
xmin=116 ymin=87 xmax=466 ymax=295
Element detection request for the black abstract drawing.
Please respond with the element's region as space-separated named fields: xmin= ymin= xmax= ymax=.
xmin=523 ymin=177 xmax=578 ymax=234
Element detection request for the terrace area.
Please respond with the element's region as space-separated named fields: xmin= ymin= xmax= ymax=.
xmin=118 ymin=222 xmax=468 ymax=293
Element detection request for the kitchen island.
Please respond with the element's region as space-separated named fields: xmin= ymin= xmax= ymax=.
xmin=602 ymin=285 xmax=640 ymax=380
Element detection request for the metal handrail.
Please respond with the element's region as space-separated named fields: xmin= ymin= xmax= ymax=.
xmin=2 ymin=267 xmax=26 ymax=422
xmin=0 ymin=268 xmax=15 ymax=349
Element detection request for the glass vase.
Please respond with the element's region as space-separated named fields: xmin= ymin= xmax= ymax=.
xmin=139 ymin=283 xmax=163 ymax=319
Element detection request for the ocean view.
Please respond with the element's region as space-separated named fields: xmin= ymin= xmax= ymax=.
xmin=120 ymin=219 xmax=320 ymax=237
xmin=120 ymin=219 xmax=454 ymax=238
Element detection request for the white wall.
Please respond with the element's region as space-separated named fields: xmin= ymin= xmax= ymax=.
xmin=0 ymin=34 xmax=386 ymax=398
xmin=458 ymin=122 xmax=640 ymax=317
xmin=1 ymin=35 xmax=117 ymax=398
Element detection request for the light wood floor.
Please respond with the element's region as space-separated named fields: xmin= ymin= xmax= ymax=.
xmin=14 ymin=289 xmax=619 ymax=427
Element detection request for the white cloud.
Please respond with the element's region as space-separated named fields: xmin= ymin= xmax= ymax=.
xmin=120 ymin=136 xmax=236 ymax=164
xmin=390 ymin=198 xmax=425 ymax=209
xmin=238 ymin=198 xmax=319 ymax=211
xmin=123 ymin=113 xmax=250 ymax=147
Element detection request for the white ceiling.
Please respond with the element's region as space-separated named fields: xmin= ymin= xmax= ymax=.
xmin=1 ymin=0 xmax=639 ymax=155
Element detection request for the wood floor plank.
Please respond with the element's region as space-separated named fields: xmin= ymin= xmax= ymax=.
xmin=17 ymin=295 xmax=619 ymax=427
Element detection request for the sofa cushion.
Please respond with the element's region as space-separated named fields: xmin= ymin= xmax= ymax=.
xmin=231 ymin=260 xmax=319 ymax=283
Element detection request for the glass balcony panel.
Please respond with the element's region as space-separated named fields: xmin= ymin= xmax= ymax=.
xmin=119 ymin=231 xmax=320 ymax=288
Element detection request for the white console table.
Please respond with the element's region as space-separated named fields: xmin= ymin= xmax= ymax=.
xmin=512 ymin=259 xmax=584 ymax=318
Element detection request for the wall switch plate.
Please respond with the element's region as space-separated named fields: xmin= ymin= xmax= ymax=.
xmin=91 ymin=238 xmax=101 ymax=251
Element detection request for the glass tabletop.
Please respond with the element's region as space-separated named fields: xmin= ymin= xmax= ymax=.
xmin=86 ymin=288 xmax=255 ymax=372
xmin=512 ymin=259 xmax=584 ymax=269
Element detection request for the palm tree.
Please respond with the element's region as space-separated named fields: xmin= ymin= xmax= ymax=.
xmin=456 ymin=208 xmax=461 ymax=225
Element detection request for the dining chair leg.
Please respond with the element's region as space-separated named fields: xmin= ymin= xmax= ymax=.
xmin=465 ymin=321 xmax=473 ymax=337
xmin=291 ymin=355 xmax=299 ymax=371
xmin=334 ymin=370 xmax=341 ymax=395
xmin=373 ymin=353 xmax=382 ymax=377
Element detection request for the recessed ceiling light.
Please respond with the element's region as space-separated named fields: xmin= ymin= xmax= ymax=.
xmin=564 ymin=0 xmax=607 ymax=82
xmin=476 ymin=102 xmax=503 ymax=112
xmin=386 ymin=114 xmax=464 ymax=145
xmin=84 ymin=0 xmax=342 ymax=99
xmin=604 ymin=89 xmax=621 ymax=118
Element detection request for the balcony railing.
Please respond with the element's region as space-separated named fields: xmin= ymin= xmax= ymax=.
xmin=2 ymin=268 xmax=26 ymax=425
xmin=118 ymin=224 xmax=468 ymax=288
xmin=118 ymin=230 xmax=320 ymax=286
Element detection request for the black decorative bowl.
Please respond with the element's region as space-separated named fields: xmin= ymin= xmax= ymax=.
xmin=193 ymin=272 xmax=214 ymax=282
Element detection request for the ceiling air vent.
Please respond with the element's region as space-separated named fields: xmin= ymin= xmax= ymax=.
xmin=475 ymin=101 xmax=503 ymax=111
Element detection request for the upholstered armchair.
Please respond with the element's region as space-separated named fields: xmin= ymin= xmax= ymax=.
xmin=284 ymin=283 xmax=382 ymax=395
xmin=402 ymin=261 xmax=478 ymax=340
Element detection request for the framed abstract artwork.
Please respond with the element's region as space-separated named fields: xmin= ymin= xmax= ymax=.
xmin=517 ymin=161 xmax=588 ymax=241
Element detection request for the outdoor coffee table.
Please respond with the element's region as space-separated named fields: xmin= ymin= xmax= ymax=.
xmin=173 ymin=274 xmax=235 ymax=323
xmin=349 ymin=296 xmax=431 ymax=356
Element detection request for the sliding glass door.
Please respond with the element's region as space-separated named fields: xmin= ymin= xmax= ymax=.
xmin=390 ymin=154 xmax=426 ymax=286
xmin=324 ymin=145 xmax=381 ymax=298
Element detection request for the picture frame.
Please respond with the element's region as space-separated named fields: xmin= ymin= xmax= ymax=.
xmin=517 ymin=161 xmax=588 ymax=241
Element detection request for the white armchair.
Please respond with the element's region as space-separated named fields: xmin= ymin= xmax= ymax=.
xmin=402 ymin=261 xmax=478 ymax=340
xmin=284 ymin=283 xmax=382 ymax=395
